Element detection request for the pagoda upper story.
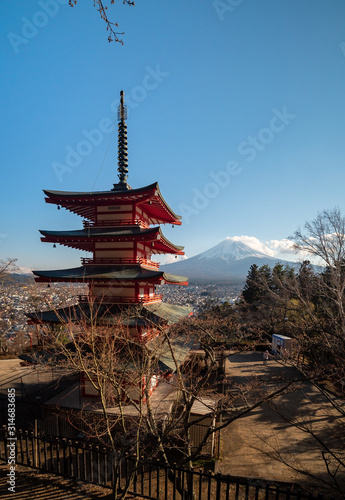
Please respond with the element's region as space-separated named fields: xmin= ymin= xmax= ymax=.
xmin=33 ymin=91 xmax=189 ymax=307
xmin=43 ymin=181 xmax=182 ymax=228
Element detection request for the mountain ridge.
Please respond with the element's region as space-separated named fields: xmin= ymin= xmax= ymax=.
xmin=162 ymin=238 xmax=295 ymax=283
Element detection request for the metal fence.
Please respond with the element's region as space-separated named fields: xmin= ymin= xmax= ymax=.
xmin=0 ymin=428 xmax=332 ymax=500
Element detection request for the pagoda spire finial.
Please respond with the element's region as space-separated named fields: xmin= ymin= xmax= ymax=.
xmin=115 ymin=90 xmax=129 ymax=189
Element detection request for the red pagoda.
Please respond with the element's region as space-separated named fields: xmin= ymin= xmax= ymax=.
xmin=29 ymin=91 xmax=192 ymax=336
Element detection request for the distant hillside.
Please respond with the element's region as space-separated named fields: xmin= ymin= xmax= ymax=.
xmin=5 ymin=267 xmax=35 ymax=284
xmin=8 ymin=273 xmax=34 ymax=284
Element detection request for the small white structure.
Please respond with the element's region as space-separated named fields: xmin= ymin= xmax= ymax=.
xmin=272 ymin=334 xmax=292 ymax=355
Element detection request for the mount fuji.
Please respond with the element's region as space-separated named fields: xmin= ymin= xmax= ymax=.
xmin=161 ymin=238 xmax=295 ymax=283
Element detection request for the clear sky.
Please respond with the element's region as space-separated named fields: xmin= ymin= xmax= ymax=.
xmin=1 ymin=1 xmax=345 ymax=270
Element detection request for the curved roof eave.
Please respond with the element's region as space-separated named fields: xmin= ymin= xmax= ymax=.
xmin=149 ymin=182 xmax=182 ymax=222
xmin=33 ymin=266 xmax=188 ymax=284
xmin=39 ymin=226 xmax=159 ymax=238
xmin=43 ymin=181 xmax=182 ymax=222
xmin=43 ymin=182 xmax=158 ymax=199
xmin=157 ymin=227 xmax=184 ymax=252
xmin=38 ymin=226 xmax=184 ymax=254
xmin=161 ymin=272 xmax=189 ymax=284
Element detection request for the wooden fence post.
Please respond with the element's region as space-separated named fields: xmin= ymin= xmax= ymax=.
xmin=62 ymin=438 xmax=67 ymax=475
xmin=34 ymin=419 xmax=38 ymax=468
xmin=68 ymin=439 xmax=74 ymax=477
xmin=43 ymin=434 xmax=47 ymax=471
xmin=3 ymin=426 xmax=8 ymax=462
xmin=82 ymin=443 xmax=87 ymax=481
xmin=56 ymin=436 xmax=61 ymax=474
xmin=25 ymin=430 xmax=30 ymax=466
xmin=156 ymin=459 xmax=160 ymax=500
xmin=96 ymin=445 xmax=101 ymax=485
xmin=215 ymin=472 xmax=222 ymax=500
xmin=0 ymin=427 xmax=4 ymax=461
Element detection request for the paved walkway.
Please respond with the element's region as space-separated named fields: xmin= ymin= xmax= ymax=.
xmin=219 ymin=352 xmax=345 ymax=495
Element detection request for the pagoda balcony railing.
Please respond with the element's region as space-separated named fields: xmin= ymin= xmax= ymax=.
xmin=83 ymin=219 xmax=150 ymax=229
xmin=81 ymin=257 xmax=160 ymax=269
xmin=78 ymin=294 xmax=163 ymax=304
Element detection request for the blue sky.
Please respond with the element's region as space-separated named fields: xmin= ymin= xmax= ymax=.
xmin=1 ymin=1 xmax=345 ymax=270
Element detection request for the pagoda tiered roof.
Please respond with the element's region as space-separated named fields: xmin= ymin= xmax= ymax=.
xmin=27 ymin=302 xmax=193 ymax=327
xmin=39 ymin=226 xmax=184 ymax=254
xmin=29 ymin=90 xmax=190 ymax=323
xmin=43 ymin=182 xmax=182 ymax=225
xmin=33 ymin=265 xmax=188 ymax=285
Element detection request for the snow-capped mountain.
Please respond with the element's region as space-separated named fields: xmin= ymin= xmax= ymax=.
xmin=196 ymin=238 xmax=271 ymax=262
xmin=162 ymin=238 xmax=294 ymax=283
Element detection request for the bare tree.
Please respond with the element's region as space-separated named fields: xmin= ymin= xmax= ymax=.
xmin=293 ymin=208 xmax=345 ymax=268
xmin=34 ymin=299 xmax=288 ymax=499
xmin=0 ymin=258 xmax=18 ymax=283
xmin=69 ymin=0 xmax=135 ymax=44
xmin=293 ymin=208 xmax=345 ymax=333
xmin=292 ymin=208 xmax=345 ymax=385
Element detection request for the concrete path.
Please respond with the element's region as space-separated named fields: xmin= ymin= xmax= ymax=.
xmin=219 ymin=352 xmax=345 ymax=495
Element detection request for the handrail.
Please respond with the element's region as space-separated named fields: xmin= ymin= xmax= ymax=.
xmin=81 ymin=257 xmax=160 ymax=269
xmin=83 ymin=219 xmax=150 ymax=229
xmin=78 ymin=294 xmax=163 ymax=304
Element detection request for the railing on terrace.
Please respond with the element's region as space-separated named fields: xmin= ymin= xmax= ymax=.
xmin=78 ymin=294 xmax=163 ymax=304
xmin=0 ymin=428 xmax=330 ymax=500
xmin=81 ymin=257 xmax=160 ymax=269
xmin=83 ymin=219 xmax=150 ymax=229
